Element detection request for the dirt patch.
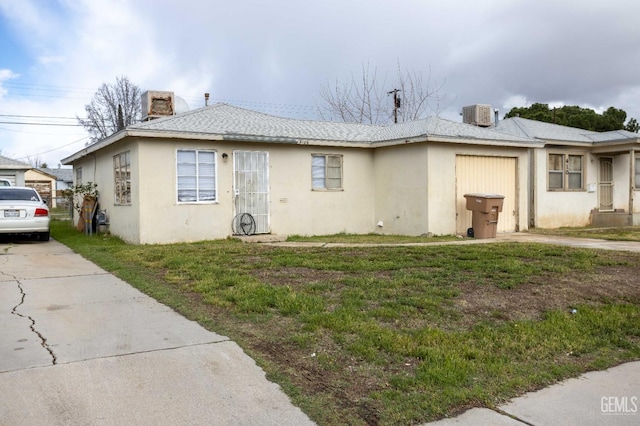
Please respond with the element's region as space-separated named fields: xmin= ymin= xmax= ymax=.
xmin=454 ymin=266 xmax=640 ymax=325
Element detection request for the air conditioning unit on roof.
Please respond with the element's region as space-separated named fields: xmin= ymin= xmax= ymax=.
xmin=142 ymin=91 xmax=175 ymax=121
xmin=462 ymin=104 xmax=493 ymax=127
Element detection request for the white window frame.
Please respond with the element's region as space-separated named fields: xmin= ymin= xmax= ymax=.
xmin=114 ymin=151 xmax=131 ymax=205
xmin=177 ymin=149 xmax=217 ymax=203
xmin=312 ymin=154 xmax=343 ymax=190
xmin=75 ymin=167 xmax=83 ymax=185
xmin=547 ymin=152 xmax=584 ymax=191
xmin=635 ymin=155 xmax=640 ymax=189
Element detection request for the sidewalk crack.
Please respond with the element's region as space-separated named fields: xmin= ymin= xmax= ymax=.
xmin=11 ymin=281 xmax=57 ymax=365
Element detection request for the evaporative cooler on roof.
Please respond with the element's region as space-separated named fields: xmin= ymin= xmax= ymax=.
xmin=462 ymin=104 xmax=493 ymax=127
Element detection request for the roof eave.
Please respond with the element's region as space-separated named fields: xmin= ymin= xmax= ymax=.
xmin=372 ymin=135 xmax=542 ymax=148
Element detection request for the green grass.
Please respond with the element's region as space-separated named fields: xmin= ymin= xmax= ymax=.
xmin=287 ymin=232 xmax=461 ymax=243
xmin=529 ymin=225 xmax=640 ymax=241
xmin=51 ymin=221 xmax=640 ymax=425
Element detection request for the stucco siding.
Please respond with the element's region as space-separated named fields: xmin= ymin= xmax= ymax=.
xmin=373 ymin=144 xmax=428 ymax=236
xmin=533 ymin=148 xmax=596 ymax=228
xmin=269 ymin=145 xmax=375 ymax=237
xmin=133 ymin=139 xmax=375 ymax=243
xmin=73 ymin=140 xmax=141 ymax=243
xmin=428 ymin=144 xmax=529 ymax=236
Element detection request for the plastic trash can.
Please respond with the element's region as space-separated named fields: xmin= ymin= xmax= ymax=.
xmin=464 ymin=194 xmax=505 ymax=239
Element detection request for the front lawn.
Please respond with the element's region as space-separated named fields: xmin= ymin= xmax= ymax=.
xmin=529 ymin=225 xmax=640 ymax=242
xmin=51 ymin=221 xmax=640 ymax=425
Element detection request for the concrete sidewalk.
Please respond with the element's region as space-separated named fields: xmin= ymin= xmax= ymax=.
xmin=0 ymin=239 xmax=313 ymax=425
xmin=425 ymin=361 xmax=640 ymax=425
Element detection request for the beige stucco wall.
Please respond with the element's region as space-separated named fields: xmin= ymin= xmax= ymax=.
xmin=67 ymin=136 xmax=544 ymax=243
xmin=373 ymin=143 xmax=429 ymax=235
xmin=133 ymin=139 xmax=375 ymax=244
xmin=533 ymin=148 xmax=597 ymax=228
xmin=373 ymin=142 xmax=530 ymax=236
xmin=72 ymin=139 xmax=141 ymax=243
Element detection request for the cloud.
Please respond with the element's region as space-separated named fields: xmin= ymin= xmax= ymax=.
xmin=1 ymin=0 xmax=640 ymax=166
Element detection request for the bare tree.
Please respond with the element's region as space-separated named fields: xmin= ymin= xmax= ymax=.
xmin=26 ymin=155 xmax=44 ymax=168
xmin=316 ymin=62 xmax=447 ymax=124
xmin=78 ymin=76 xmax=143 ymax=143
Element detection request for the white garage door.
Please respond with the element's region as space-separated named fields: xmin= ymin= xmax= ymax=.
xmin=455 ymin=155 xmax=518 ymax=234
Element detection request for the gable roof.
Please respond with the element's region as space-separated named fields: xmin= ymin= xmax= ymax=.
xmin=0 ymin=154 xmax=31 ymax=170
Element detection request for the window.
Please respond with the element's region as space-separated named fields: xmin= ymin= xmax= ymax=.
xmin=75 ymin=167 xmax=83 ymax=185
xmin=312 ymin=154 xmax=342 ymax=190
xmin=114 ymin=151 xmax=131 ymax=205
xmin=177 ymin=150 xmax=216 ymax=202
xmin=635 ymin=156 xmax=640 ymax=189
xmin=548 ymin=153 xmax=584 ymax=190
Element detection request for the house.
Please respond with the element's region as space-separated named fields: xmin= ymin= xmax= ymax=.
xmin=40 ymin=167 xmax=74 ymax=209
xmin=495 ymin=118 xmax=640 ymax=228
xmin=41 ymin=167 xmax=74 ymax=193
xmin=24 ymin=168 xmax=57 ymax=207
xmin=61 ymin=101 xmax=640 ymax=244
xmin=0 ymin=154 xmax=30 ymax=186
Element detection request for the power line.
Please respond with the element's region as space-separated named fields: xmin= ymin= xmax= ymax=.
xmin=0 ymin=113 xmax=81 ymax=120
xmin=0 ymin=121 xmax=82 ymax=127
xmin=11 ymin=136 xmax=90 ymax=162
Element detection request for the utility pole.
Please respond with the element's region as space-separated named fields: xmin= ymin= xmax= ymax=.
xmin=388 ymin=89 xmax=401 ymax=124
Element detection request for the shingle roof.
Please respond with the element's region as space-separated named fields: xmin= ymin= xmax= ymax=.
xmin=130 ymin=103 xmax=377 ymax=142
xmin=41 ymin=167 xmax=73 ymax=182
xmin=0 ymin=154 xmax=30 ymax=169
xmin=373 ymin=116 xmax=535 ymax=143
xmin=495 ymin=117 xmax=639 ymax=144
xmin=130 ymin=103 xmax=536 ymax=145
xmin=64 ymin=104 xmax=639 ymax=165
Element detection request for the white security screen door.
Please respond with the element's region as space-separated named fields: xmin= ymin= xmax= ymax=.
xmin=598 ymin=157 xmax=614 ymax=212
xmin=233 ymin=151 xmax=270 ymax=234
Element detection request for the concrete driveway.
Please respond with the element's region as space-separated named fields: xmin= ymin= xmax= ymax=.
xmin=0 ymin=239 xmax=314 ymax=425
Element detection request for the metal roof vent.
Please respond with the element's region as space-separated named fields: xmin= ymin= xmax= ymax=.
xmin=462 ymin=104 xmax=493 ymax=127
xmin=142 ymin=91 xmax=175 ymax=121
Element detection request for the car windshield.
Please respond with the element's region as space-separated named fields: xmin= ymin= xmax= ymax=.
xmin=0 ymin=188 xmax=40 ymax=201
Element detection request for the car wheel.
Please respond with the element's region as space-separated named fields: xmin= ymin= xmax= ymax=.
xmin=39 ymin=232 xmax=50 ymax=241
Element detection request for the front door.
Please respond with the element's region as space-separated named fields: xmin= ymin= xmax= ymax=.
xmin=598 ymin=157 xmax=614 ymax=212
xmin=233 ymin=151 xmax=270 ymax=234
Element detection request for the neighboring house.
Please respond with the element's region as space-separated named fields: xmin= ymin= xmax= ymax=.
xmin=61 ymin=102 xmax=640 ymax=244
xmin=0 ymin=154 xmax=30 ymax=186
xmin=40 ymin=167 xmax=74 ymax=193
xmin=25 ymin=168 xmax=57 ymax=208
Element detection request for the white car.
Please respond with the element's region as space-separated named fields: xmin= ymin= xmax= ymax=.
xmin=0 ymin=186 xmax=50 ymax=241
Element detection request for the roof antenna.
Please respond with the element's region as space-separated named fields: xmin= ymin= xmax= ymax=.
xmin=204 ymin=93 xmax=210 ymax=106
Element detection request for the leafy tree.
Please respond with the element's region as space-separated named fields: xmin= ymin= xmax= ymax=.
xmin=78 ymin=76 xmax=143 ymax=143
xmin=624 ymin=118 xmax=639 ymax=133
xmin=316 ymin=62 xmax=446 ymax=124
xmin=505 ymin=103 xmax=638 ymax=133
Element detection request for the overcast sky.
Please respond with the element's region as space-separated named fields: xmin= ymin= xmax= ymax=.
xmin=1 ymin=0 xmax=639 ymax=167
